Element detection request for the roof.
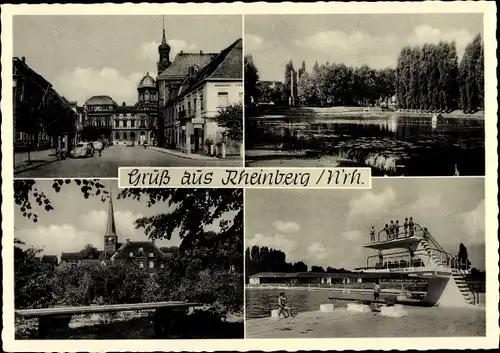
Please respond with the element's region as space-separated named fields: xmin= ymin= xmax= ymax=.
xmin=13 ymin=57 xmax=51 ymax=89
xmin=183 ymin=38 xmax=242 ymax=91
xmin=110 ymin=241 xmax=168 ymax=261
xmin=60 ymin=252 xmax=82 ymax=261
xmin=41 ymin=255 xmax=58 ymax=264
xmin=249 ymin=271 xmax=414 ymax=279
xmin=85 ymin=95 xmax=117 ymax=106
xmin=157 ymin=52 xmax=217 ymax=79
xmin=138 ymin=73 xmax=156 ymax=89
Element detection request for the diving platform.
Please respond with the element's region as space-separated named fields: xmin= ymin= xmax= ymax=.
xmin=359 ymin=222 xmax=480 ymax=308
xmin=363 ymin=235 xmax=422 ymax=250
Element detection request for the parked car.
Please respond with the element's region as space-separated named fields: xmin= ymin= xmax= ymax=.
xmin=70 ymin=142 xmax=94 ymax=158
xmin=93 ymin=141 xmax=104 ymax=151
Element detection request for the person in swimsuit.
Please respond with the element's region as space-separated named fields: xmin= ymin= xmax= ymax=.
xmin=408 ymin=217 xmax=414 ymax=236
xmin=383 ymin=224 xmax=389 ymax=240
xmin=395 ymin=220 xmax=400 ymax=238
xmin=370 ymin=225 xmax=376 ymax=242
xmin=389 ymin=220 xmax=395 ymax=239
xmin=374 ymin=280 xmax=381 ymax=301
xmin=403 ymin=218 xmax=408 ymax=236
xmin=277 ymin=292 xmax=291 ymax=319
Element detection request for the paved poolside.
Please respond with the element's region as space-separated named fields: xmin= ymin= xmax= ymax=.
xmin=246 ymin=306 xmax=485 ymax=338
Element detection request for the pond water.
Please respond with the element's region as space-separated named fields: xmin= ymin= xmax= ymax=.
xmin=245 ymin=288 xmax=387 ymax=319
xmin=245 ymin=115 xmax=485 ymax=176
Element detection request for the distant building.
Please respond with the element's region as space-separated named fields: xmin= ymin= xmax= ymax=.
xmin=13 ymin=56 xmax=77 ymax=151
xmin=83 ymin=72 xmax=158 ymax=145
xmin=59 ymin=194 xmax=171 ymax=274
xmin=156 ymin=28 xmax=243 ymax=153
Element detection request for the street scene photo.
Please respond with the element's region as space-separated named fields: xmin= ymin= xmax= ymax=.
xmin=13 ymin=15 xmax=243 ymax=178
xmin=245 ymin=178 xmax=485 ymax=338
xmin=14 ymin=180 xmax=243 ymax=339
xmin=245 ymin=14 xmax=484 ymax=176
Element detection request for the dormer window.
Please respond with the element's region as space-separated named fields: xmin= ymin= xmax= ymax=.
xmin=129 ymin=252 xmax=134 ymax=257
xmin=139 ymin=261 xmax=144 ymax=269
xmin=149 ymin=252 xmax=154 ymax=257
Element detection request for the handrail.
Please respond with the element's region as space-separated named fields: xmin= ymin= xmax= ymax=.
xmin=455 ymin=266 xmax=479 ymax=305
xmin=374 ymin=222 xmax=427 ymax=242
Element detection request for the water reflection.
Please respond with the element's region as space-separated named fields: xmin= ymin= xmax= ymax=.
xmin=245 ymin=115 xmax=485 ymax=176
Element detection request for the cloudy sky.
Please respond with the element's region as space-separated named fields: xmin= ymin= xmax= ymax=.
xmin=245 ymin=13 xmax=483 ymax=82
xmin=15 ymin=181 xmax=225 ymax=258
xmin=246 ymin=178 xmax=485 ymax=270
xmin=13 ymin=15 xmax=242 ymax=105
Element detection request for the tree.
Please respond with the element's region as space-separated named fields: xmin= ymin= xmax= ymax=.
xmin=79 ymin=244 xmax=101 ymax=259
xmin=284 ymin=60 xmax=295 ymax=99
xmin=310 ymin=266 xmax=325 ymax=273
xmin=215 ymin=102 xmax=243 ymax=143
xmin=298 ymin=60 xmax=306 ymax=79
xmin=244 ymin=55 xmax=259 ymax=104
xmin=459 ymin=34 xmax=483 ymax=113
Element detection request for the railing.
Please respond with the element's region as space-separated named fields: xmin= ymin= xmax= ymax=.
xmin=374 ymin=222 xmax=427 ymax=242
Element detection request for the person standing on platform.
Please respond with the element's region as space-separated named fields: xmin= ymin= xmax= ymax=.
xmin=370 ymin=225 xmax=376 ymax=242
xmin=395 ymin=220 xmax=400 ymax=238
xmin=409 ymin=217 xmax=414 ymax=236
xmin=383 ymin=224 xmax=390 ymax=240
xmin=403 ymin=218 xmax=409 ymax=236
xmin=389 ymin=220 xmax=395 ymax=239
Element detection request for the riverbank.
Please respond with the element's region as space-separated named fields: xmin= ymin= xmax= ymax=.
xmin=246 ymin=285 xmax=426 ymax=295
xmin=15 ymin=310 xmax=244 ymax=339
xmin=246 ymin=305 xmax=485 ymax=338
xmin=250 ymin=105 xmax=484 ymax=120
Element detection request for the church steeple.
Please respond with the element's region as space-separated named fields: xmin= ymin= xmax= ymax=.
xmin=104 ymin=191 xmax=118 ymax=258
xmin=157 ymin=15 xmax=171 ymax=75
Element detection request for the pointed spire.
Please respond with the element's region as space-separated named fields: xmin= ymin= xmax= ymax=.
xmin=162 ymin=15 xmax=166 ymax=44
xmin=104 ymin=190 xmax=117 ymax=237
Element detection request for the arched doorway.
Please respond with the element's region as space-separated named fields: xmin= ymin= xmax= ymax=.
xmin=130 ymin=131 xmax=136 ymax=142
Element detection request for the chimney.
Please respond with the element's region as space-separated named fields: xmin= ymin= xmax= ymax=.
xmin=126 ymin=239 xmax=130 ymax=243
xmin=21 ymin=56 xmax=26 ymax=63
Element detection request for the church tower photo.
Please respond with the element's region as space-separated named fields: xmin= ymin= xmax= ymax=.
xmin=104 ymin=193 xmax=118 ymax=259
xmin=157 ymin=16 xmax=171 ymax=75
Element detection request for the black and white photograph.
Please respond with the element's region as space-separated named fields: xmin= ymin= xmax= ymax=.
xmin=13 ymin=180 xmax=243 ymax=339
xmin=245 ymin=178 xmax=485 ymax=338
xmin=244 ymin=14 xmax=485 ymax=176
xmin=13 ymin=15 xmax=243 ymax=178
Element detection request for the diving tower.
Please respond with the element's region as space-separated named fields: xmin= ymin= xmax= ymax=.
xmin=357 ymin=223 xmax=479 ymax=308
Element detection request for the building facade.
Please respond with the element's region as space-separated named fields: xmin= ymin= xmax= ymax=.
xmin=83 ymin=73 xmax=158 ymax=145
xmin=156 ymin=32 xmax=243 ymax=154
xmin=13 ymin=56 xmax=77 ymax=151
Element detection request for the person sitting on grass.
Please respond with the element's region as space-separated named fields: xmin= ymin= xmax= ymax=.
xmin=277 ymin=292 xmax=291 ymax=319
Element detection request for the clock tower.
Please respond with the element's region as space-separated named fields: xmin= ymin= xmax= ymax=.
xmin=104 ymin=192 xmax=118 ymax=259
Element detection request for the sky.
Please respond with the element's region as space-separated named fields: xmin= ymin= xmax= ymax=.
xmin=245 ymin=13 xmax=483 ymax=81
xmin=246 ymin=178 xmax=485 ymax=270
xmin=14 ymin=181 xmax=227 ymax=258
xmin=13 ymin=15 xmax=242 ymax=105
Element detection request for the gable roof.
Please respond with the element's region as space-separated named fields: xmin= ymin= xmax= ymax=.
xmin=110 ymin=241 xmax=168 ymax=261
xmin=157 ymin=52 xmax=217 ymax=79
xmin=177 ymin=38 xmax=242 ymax=98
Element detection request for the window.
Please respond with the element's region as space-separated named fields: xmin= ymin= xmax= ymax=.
xmin=115 ymin=132 xmax=120 ymax=140
xmin=200 ymin=95 xmax=204 ymax=111
xmin=149 ymin=260 xmax=154 ymax=268
xmin=115 ymin=120 xmax=119 ymax=128
xmin=139 ymin=261 xmax=144 ymax=269
xmin=131 ymin=119 xmax=135 ymax=127
xmin=123 ymin=132 xmax=128 ymax=140
xmin=138 ymin=247 xmax=144 ymax=253
xmin=129 ymin=252 xmax=134 ymax=257
xmin=218 ymin=92 xmax=228 ymax=107
xmin=149 ymin=252 xmax=154 ymax=257
xmin=187 ymin=101 xmax=191 ymax=115
xmin=140 ymin=119 xmax=146 ymax=128
xmin=160 ymin=263 xmax=165 ymax=268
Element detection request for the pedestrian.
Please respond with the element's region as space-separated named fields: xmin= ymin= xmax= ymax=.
xmin=277 ymin=292 xmax=291 ymax=320
xmin=389 ymin=220 xmax=395 ymax=240
xmin=395 ymin=220 xmax=400 ymax=238
xmin=98 ymin=140 xmax=104 ymax=157
xmin=403 ymin=218 xmax=408 ymax=236
xmin=409 ymin=217 xmax=414 ymax=236
xmin=373 ymin=280 xmax=381 ymax=301
xmin=370 ymin=225 xmax=376 ymax=242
